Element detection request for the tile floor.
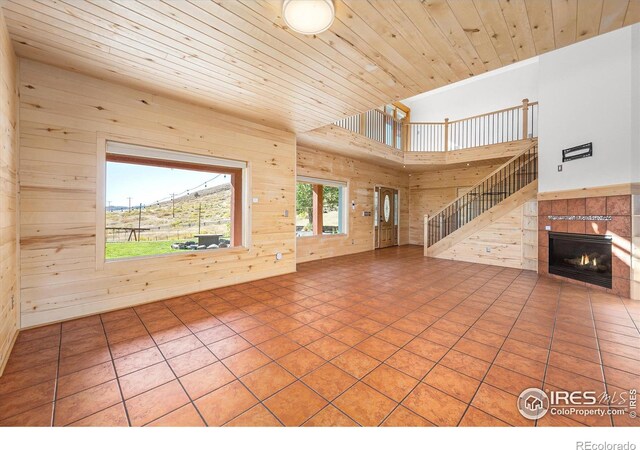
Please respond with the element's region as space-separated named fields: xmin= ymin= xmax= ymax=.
xmin=1 ymin=246 xmax=638 ymax=427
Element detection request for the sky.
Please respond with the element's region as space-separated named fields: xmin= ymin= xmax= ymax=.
xmin=106 ymin=162 xmax=230 ymax=208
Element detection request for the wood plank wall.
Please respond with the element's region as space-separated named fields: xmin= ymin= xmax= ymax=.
xmin=408 ymin=163 xmax=502 ymax=245
xmin=436 ymin=199 xmax=538 ymax=270
xmin=522 ymin=200 xmax=538 ymax=271
xmin=0 ymin=9 xmax=18 ymax=375
xmin=18 ymin=59 xmax=297 ymax=328
xmin=296 ymin=146 xmax=409 ymax=263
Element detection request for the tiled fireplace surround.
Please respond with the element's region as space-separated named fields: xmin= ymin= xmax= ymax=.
xmin=538 ymin=195 xmax=632 ymax=297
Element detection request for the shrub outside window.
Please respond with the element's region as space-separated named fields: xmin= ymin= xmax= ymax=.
xmin=296 ymin=177 xmax=347 ymax=237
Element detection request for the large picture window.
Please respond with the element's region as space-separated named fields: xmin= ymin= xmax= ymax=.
xmin=296 ymin=177 xmax=347 ymax=237
xmin=104 ymin=142 xmax=245 ymax=260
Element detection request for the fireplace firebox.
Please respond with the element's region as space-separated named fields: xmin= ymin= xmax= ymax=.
xmin=548 ymin=232 xmax=613 ymax=288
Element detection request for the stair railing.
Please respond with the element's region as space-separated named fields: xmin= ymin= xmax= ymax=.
xmin=425 ymin=142 xmax=538 ymax=247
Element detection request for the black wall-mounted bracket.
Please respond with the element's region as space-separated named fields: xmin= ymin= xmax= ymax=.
xmin=562 ymin=142 xmax=592 ymax=162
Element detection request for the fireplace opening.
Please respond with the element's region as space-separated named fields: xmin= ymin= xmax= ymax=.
xmin=548 ymin=232 xmax=612 ymax=289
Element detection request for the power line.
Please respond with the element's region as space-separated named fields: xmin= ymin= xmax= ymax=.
xmin=110 ymin=173 xmax=229 ymax=210
xmin=148 ymin=174 xmax=227 ymax=207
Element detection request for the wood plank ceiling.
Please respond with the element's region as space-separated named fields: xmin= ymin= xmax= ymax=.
xmin=2 ymin=0 xmax=638 ymax=133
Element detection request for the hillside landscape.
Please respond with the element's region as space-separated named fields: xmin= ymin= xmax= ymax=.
xmin=105 ymin=183 xmax=231 ymax=258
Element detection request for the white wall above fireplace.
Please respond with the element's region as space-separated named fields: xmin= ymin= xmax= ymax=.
xmin=538 ymin=24 xmax=640 ymax=193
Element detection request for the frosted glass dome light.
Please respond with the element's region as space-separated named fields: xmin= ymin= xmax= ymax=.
xmin=282 ymin=0 xmax=335 ymax=35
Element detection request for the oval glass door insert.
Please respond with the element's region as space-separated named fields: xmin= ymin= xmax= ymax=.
xmin=383 ymin=194 xmax=391 ymax=222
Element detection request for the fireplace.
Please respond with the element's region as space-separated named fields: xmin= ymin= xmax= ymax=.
xmin=548 ymin=232 xmax=613 ymax=288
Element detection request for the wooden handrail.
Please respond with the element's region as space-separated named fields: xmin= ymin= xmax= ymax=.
xmin=446 ymin=101 xmax=538 ymax=124
xmin=426 ymin=140 xmax=538 ymax=220
xmin=372 ymin=108 xmax=397 ymax=122
xmin=407 ymin=101 xmax=539 ymax=126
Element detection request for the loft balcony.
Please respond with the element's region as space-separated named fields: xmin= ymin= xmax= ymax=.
xmin=298 ymin=99 xmax=538 ymax=169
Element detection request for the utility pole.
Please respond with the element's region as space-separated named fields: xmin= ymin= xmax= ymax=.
xmin=198 ymin=203 xmax=202 ymax=234
xmin=127 ymin=197 xmax=132 ymax=211
xmin=138 ymin=203 xmax=142 ymax=241
xmin=107 ymin=200 xmax=112 ymax=211
xmin=172 ymin=194 xmax=175 ymax=218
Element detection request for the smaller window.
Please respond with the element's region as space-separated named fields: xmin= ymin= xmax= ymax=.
xmin=296 ymin=177 xmax=347 ymax=237
xmin=383 ymin=102 xmax=410 ymax=122
xmin=394 ymin=192 xmax=399 ymax=226
xmin=322 ymin=185 xmax=344 ymax=235
xmin=374 ymin=188 xmax=379 ymax=227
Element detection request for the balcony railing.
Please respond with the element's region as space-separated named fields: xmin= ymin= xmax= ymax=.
xmin=334 ymin=108 xmax=404 ymax=151
xmin=334 ymin=99 xmax=538 ymax=153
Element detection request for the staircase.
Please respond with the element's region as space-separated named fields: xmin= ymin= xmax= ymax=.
xmin=425 ymin=142 xmax=538 ymax=257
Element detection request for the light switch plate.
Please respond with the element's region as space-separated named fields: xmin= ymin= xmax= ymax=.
xmin=545 ymin=225 xmax=551 ymax=231
xmin=252 ymin=197 xmax=258 ymax=203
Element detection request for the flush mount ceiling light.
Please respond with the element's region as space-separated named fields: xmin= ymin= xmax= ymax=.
xmin=282 ymin=0 xmax=335 ymax=35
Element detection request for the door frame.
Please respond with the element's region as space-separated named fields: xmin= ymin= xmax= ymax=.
xmin=373 ymin=185 xmax=401 ymax=249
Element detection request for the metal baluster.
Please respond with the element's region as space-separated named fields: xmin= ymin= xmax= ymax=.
xmin=467 ymin=120 xmax=469 ymax=149
xmin=484 ymin=179 xmax=487 ymax=212
xmin=427 ymin=124 xmax=430 ymax=151
xmin=456 ymin=122 xmax=459 ymax=150
xmin=435 ymin=124 xmax=438 ymax=151
xmin=474 ymin=117 xmax=477 ymax=147
xmin=471 ymin=118 xmax=474 ymax=148
xmin=503 ymin=111 xmax=506 ymax=143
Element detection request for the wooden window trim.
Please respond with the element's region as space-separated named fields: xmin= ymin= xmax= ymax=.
xmin=393 ymin=101 xmax=410 ymax=113
xmin=106 ymin=153 xmax=242 ymax=177
xmin=230 ymin=172 xmax=242 ymax=247
xmin=312 ymin=184 xmax=323 ymax=235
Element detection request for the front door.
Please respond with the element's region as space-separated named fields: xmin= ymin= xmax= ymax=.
xmin=379 ymin=187 xmax=395 ymax=248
